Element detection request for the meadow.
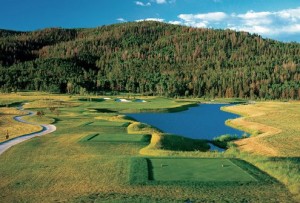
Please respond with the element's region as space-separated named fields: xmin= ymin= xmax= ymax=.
xmin=0 ymin=93 xmax=298 ymax=202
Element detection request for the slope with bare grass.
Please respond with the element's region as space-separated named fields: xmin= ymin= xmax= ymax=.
xmin=223 ymin=102 xmax=300 ymax=157
xmin=223 ymin=101 xmax=300 ymax=201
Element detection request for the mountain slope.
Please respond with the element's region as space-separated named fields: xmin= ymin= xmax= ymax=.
xmin=0 ymin=22 xmax=299 ymax=99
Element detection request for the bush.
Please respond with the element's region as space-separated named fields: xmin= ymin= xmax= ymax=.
xmin=211 ymin=134 xmax=239 ymax=149
xmin=214 ymin=134 xmax=238 ymax=142
xmin=160 ymin=134 xmax=210 ymax=152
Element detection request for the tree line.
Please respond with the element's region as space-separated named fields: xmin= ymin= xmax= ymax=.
xmin=0 ymin=21 xmax=299 ymax=99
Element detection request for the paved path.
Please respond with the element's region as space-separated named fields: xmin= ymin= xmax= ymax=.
xmin=0 ymin=107 xmax=56 ymax=155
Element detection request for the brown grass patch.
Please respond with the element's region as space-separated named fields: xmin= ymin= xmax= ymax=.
xmin=0 ymin=108 xmax=42 ymax=142
xmin=224 ymin=102 xmax=300 ymax=157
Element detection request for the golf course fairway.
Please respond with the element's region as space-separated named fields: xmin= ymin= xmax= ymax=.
xmin=0 ymin=94 xmax=298 ymax=202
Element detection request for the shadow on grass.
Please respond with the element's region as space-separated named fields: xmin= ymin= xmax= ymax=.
xmin=230 ymin=158 xmax=281 ymax=183
xmin=146 ymin=158 xmax=154 ymax=181
xmin=87 ymin=108 xmax=117 ymax=113
xmin=52 ymin=117 xmax=62 ymax=124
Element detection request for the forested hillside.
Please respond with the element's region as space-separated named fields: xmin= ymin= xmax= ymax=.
xmin=0 ymin=21 xmax=299 ymax=99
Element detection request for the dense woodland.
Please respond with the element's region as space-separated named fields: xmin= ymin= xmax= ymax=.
xmin=0 ymin=21 xmax=300 ymax=99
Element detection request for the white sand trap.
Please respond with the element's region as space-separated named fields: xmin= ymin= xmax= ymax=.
xmin=116 ymin=99 xmax=132 ymax=102
xmin=103 ymin=97 xmax=111 ymax=100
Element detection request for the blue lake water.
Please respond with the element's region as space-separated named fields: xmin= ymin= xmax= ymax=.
xmin=127 ymin=104 xmax=246 ymax=140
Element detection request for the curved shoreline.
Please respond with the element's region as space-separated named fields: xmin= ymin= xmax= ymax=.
xmin=127 ymin=103 xmax=246 ymax=153
xmin=0 ymin=108 xmax=56 ymax=155
xmin=222 ymin=104 xmax=282 ymax=156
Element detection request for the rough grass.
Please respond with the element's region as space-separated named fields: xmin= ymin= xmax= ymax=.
xmin=0 ymin=108 xmax=42 ymax=142
xmin=0 ymin=95 xmax=296 ymax=202
xmin=0 ymin=92 xmax=73 ymax=105
xmin=21 ymin=114 xmax=56 ymax=124
xmin=223 ymin=101 xmax=300 ymax=157
xmin=23 ymin=99 xmax=79 ymax=109
xmin=223 ymin=101 xmax=300 ymax=201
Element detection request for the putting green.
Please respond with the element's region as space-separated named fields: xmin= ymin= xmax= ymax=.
xmin=149 ymin=158 xmax=257 ymax=182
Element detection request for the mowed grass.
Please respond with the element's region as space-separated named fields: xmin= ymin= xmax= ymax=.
xmin=0 ymin=95 xmax=296 ymax=202
xmin=78 ymin=120 xmax=151 ymax=143
xmin=84 ymin=133 xmax=150 ymax=143
xmin=88 ymin=120 xmax=129 ymax=127
xmin=79 ymin=97 xmax=196 ymax=113
xmin=149 ymin=158 xmax=256 ymax=182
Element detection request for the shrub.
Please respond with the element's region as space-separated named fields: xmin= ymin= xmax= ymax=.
xmin=160 ymin=134 xmax=210 ymax=152
xmin=211 ymin=134 xmax=239 ymax=149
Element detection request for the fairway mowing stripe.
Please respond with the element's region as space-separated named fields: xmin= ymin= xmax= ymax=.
xmin=227 ymin=159 xmax=257 ymax=181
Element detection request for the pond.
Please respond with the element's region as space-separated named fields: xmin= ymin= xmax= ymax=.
xmin=127 ymin=104 xmax=246 ymax=140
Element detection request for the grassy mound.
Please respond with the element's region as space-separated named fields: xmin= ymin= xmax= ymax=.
xmin=127 ymin=122 xmax=160 ymax=134
xmin=127 ymin=122 xmax=209 ymax=152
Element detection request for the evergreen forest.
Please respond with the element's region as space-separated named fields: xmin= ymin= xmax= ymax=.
xmin=0 ymin=21 xmax=299 ymax=99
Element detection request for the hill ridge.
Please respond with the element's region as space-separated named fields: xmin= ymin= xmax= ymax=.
xmin=0 ymin=21 xmax=299 ymax=99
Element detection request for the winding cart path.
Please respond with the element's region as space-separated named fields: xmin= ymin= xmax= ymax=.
xmin=0 ymin=107 xmax=56 ymax=155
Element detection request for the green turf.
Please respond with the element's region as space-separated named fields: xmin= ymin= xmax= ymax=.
xmin=88 ymin=120 xmax=130 ymax=127
xmin=75 ymin=97 xmax=196 ymax=113
xmin=74 ymin=124 xmax=127 ymax=134
xmin=83 ymin=133 xmax=150 ymax=143
xmin=129 ymin=158 xmax=149 ymax=184
xmin=0 ymin=95 xmax=295 ymax=203
xmin=149 ymin=158 xmax=256 ymax=182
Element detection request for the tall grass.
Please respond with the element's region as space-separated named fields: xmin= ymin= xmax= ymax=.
xmin=222 ymin=101 xmax=300 ymax=202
